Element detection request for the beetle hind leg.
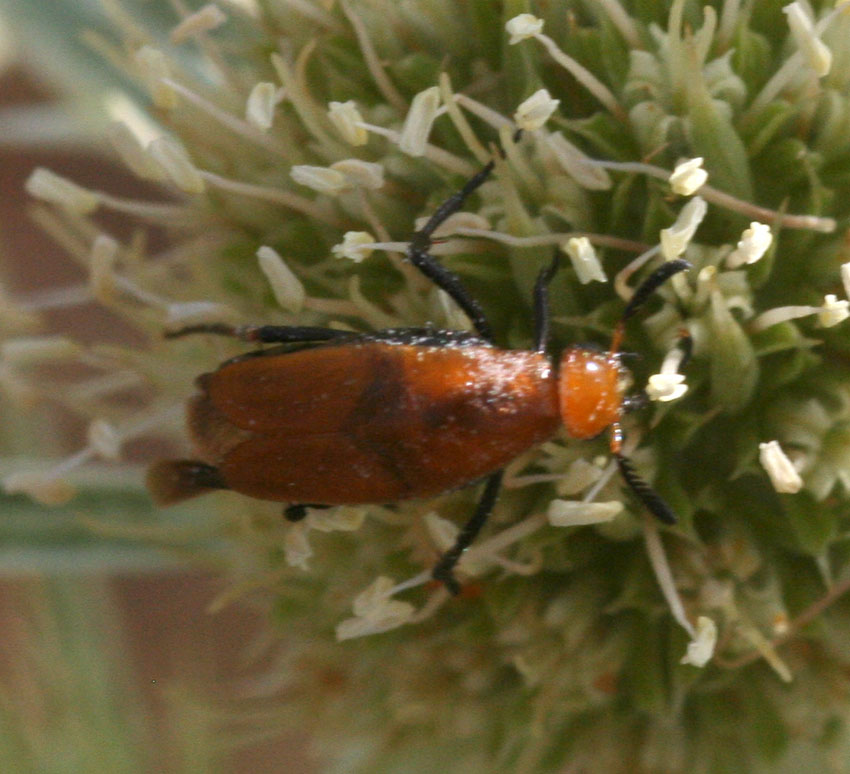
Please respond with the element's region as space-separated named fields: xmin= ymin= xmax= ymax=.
xmin=431 ymin=471 xmax=504 ymax=594
xmin=147 ymin=459 xmax=228 ymax=505
xmin=164 ymin=323 xmax=354 ymax=345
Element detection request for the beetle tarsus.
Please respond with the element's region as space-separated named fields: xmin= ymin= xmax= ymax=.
xmin=432 ymin=564 xmax=462 ymax=596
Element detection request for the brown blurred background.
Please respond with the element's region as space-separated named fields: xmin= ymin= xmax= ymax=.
xmin=0 ymin=65 xmax=313 ymax=774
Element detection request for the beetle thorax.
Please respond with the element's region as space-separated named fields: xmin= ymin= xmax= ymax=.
xmin=557 ymin=347 xmax=625 ymax=439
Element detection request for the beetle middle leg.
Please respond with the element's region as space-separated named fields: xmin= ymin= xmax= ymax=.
xmin=407 ymin=130 xmax=523 ymax=343
xmin=431 ymin=470 xmax=504 ymax=594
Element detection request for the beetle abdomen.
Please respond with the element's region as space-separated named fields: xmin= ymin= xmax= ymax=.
xmin=196 ymin=342 xmax=560 ymax=503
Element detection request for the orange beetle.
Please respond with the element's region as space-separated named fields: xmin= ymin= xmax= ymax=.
xmin=148 ymin=138 xmax=690 ymax=593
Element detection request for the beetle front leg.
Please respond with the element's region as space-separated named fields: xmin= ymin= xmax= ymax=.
xmin=431 ymin=470 xmax=503 ymax=594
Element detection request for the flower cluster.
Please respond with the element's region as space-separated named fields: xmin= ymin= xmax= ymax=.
xmin=3 ymin=0 xmax=850 ymax=771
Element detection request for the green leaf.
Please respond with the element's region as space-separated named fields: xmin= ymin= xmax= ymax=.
xmin=708 ymin=290 xmax=759 ymax=413
xmin=686 ymin=84 xmax=753 ymax=201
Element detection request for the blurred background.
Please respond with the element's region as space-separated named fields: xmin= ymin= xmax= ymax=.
xmin=0 ymin=12 xmax=312 ymax=774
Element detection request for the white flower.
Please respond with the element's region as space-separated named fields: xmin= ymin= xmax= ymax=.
xmin=514 ymin=88 xmax=560 ymax=131
xmin=680 ymin=616 xmax=717 ymax=667
xmin=328 ymin=100 xmax=368 ymax=146
xmin=107 ymin=122 xmax=167 ymax=181
xmin=669 ymin=157 xmax=708 ymax=196
xmin=336 ymin=576 xmax=415 ymax=640
xmin=556 ymin=458 xmax=604 ymax=497
xmin=164 ymin=301 xmax=239 ymax=330
xmin=759 ymin=440 xmax=803 ymax=494
xmin=783 ymin=2 xmax=832 ymax=77
xmin=307 ymin=506 xmax=367 ymax=532
xmin=284 ymin=522 xmax=313 ymax=570
xmin=87 ymin=419 xmax=122 ymax=460
xmin=89 ymin=234 xmax=119 ymax=303
xmin=170 ymin=3 xmax=227 ymax=43
xmin=256 ymin=246 xmax=305 ymax=314
xmin=842 ymin=262 xmax=850 ymax=299
xmin=332 ymin=231 xmax=375 ymax=263
xmin=245 ymin=82 xmax=280 ymax=130
xmin=547 ymin=500 xmax=623 ymax=527
xmin=147 ymin=137 xmax=205 ymax=193
xmin=290 ymin=165 xmax=349 ymax=194
xmin=505 ymin=14 xmax=544 ymax=44
xmin=3 ymin=471 xmax=76 ymax=506
xmin=646 ymin=343 xmax=689 ymax=402
xmin=330 ymin=159 xmax=384 ymax=189
xmin=135 ymin=46 xmax=179 ymax=109
xmin=398 ymin=86 xmax=441 ymax=157
xmin=413 ymin=211 xmax=490 ymax=238
xmin=660 ymin=196 xmax=708 ymax=259
xmin=818 ymin=294 xmax=850 ymax=327
xmin=726 ymin=222 xmax=772 ymax=268
xmin=1 ymin=336 xmax=82 ymax=364
xmin=646 ymin=372 xmax=688 ymax=402
xmin=562 ymin=236 xmax=606 ymax=284
xmin=25 ymin=168 xmax=100 ymax=214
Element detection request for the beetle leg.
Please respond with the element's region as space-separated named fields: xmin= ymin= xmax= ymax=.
xmin=621 ymin=391 xmax=650 ymax=414
xmin=283 ymin=503 xmax=330 ymax=522
xmin=164 ymin=323 xmax=354 ymax=344
xmin=431 ymin=470 xmax=504 ymax=594
xmin=532 ymin=249 xmax=561 ymax=353
xmin=407 ymin=130 xmax=523 ymax=343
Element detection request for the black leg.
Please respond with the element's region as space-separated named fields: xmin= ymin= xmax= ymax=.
xmin=165 ymin=323 xmax=354 ymax=344
xmin=432 ymin=470 xmax=504 ymax=594
xmin=284 ymin=503 xmax=330 ymax=522
xmin=621 ymin=391 xmax=650 ymax=414
xmin=622 ymin=258 xmax=691 ymax=322
xmin=407 ymin=130 xmax=523 ymax=343
xmin=674 ymin=327 xmax=694 ymax=371
xmin=533 ymin=250 xmax=561 ymax=353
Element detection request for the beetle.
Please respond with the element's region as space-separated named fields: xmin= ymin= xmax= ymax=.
xmin=147 ymin=136 xmax=690 ymax=594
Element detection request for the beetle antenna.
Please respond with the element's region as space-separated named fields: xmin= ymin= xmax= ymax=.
xmin=615 ymin=453 xmax=677 ymax=524
xmin=606 ymin=260 xmax=691 ymax=525
xmin=610 ymin=258 xmax=690 ymax=353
